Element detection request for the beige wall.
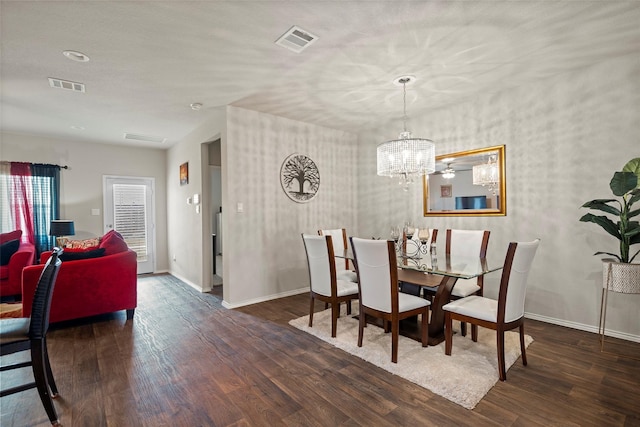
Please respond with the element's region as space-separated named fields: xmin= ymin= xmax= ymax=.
xmin=0 ymin=132 xmax=169 ymax=271
xmin=166 ymin=107 xmax=226 ymax=290
xmin=222 ymin=106 xmax=358 ymax=306
xmin=358 ymin=54 xmax=640 ymax=340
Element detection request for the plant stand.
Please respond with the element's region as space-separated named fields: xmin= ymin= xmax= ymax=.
xmin=599 ymin=261 xmax=640 ymax=359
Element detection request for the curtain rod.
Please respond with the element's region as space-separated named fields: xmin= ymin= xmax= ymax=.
xmin=3 ymin=161 xmax=68 ymax=169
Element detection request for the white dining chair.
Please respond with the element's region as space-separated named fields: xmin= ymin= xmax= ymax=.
xmin=318 ymin=228 xmax=357 ymax=283
xmin=443 ymin=239 xmax=540 ymax=381
xmin=350 ymin=237 xmax=430 ymax=363
xmin=302 ymin=234 xmax=359 ymax=338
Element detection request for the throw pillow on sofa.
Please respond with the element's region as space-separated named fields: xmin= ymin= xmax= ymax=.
xmin=0 ymin=230 xmax=22 ymax=245
xmin=65 ymin=238 xmax=100 ymax=250
xmin=99 ymin=230 xmax=129 ymax=255
xmin=0 ymin=239 xmax=20 ymax=265
xmin=59 ymin=247 xmax=106 ymax=261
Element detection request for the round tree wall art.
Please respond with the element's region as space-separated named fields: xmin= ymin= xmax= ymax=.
xmin=280 ymin=153 xmax=320 ymax=203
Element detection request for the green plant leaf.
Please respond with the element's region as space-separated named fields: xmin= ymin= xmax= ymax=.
xmin=628 ymin=190 xmax=640 ymax=208
xmin=594 ymin=251 xmax=622 ymax=262
xmin=622 ymin=157 xmax=640 ymax=181
xmin=580 ymin=213 xmax=621 ymax=239
xmin=580 ymin=199 xmax=621 ymax=216
xmin=610 ymin=171 xmax=638 ymax=197
xmin=630 ymin=248 xmax=640 ymax=263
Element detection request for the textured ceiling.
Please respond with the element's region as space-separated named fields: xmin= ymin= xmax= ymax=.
xmin=1 ymin=1 xmax=639 ymax=148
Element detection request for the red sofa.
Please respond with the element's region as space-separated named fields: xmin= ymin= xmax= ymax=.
xmin=0 ymin=230 xmax=36 ymax=298
xmin=22 ymin=234 xmax=137 ymax=323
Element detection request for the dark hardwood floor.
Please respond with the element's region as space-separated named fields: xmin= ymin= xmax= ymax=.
xmin=2 ymin=274 xmax=639 ymax=426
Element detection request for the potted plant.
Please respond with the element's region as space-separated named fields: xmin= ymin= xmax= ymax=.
xmin=580 ymin=157 xmax=640 ymax=264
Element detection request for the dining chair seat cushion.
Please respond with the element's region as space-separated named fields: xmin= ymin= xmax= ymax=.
xmin=397 ymin=293 xmax=431 ymax=313
xmin=315 ymin=279 xmax=358 ymax=298
xmin=337 ymin=270 xmax=358 ymax=283
xmin=0 ymin=317 xmax=30 ymax=345
xmin=443 ymin=295 xmax=498 ymax=323
xmin=451 ymin=279 xmax=482 ymax=298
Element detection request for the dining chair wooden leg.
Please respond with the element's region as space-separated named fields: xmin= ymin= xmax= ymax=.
xmin=519 ymin=323 xmax=528 ymax=366
xmin=32 ymin=341 xmax=60 ymax=425
xmin=357 ymin=306 xmax=365 ymax=347
xmin=330 ymin=303 xmax=339 ymax=337
xmin=346 ymin=300 xmax=352 ymax=315
xmin=471 ymin=324 xmax=478 ymax=342
xmin=445 ymin=312 xmax=453 ymax=355
xmin=460 ymin=321 xmax=467 ymax=337
xmin=497 ymin=329 xmax=507 ymax=381
xmin=421 ymin=310 xmax=429 ymax=347
xmin=391 ymin=320 xmax=399 ymax=363
xmin=308 ymin=297 xmax=315 ymax=327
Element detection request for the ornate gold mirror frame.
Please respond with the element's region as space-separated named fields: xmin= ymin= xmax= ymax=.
xmin=423 ymin=145 xmax=506 ymax=216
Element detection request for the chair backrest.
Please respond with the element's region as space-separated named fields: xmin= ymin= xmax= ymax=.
xmin=318 ymin=228 xmax=349 ymax=271
xmin=446 ymin=229 xmax=490 ymax=258
xmin=29 ymin=247 xmax=63 ymax=340
xmin=302 ymin=234 xmax=336 ymax=297
xmin=498 ymin=239 xmax=540 ymax=323
xmin=350 ymin=237 xmax=398 ymax=313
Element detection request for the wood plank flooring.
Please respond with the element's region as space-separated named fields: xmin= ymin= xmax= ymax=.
xmin=1 ymin=274 xmax=639 ymax=426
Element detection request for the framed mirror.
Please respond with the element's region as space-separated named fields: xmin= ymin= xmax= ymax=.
xmin=423 ymin=145 xmax=506 ymax=216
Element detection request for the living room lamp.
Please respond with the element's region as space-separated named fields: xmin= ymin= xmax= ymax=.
xmin=49 ymin=220 xmax=75 ymax=247
xmin=377 ymin=75 xmax=436 ymax=191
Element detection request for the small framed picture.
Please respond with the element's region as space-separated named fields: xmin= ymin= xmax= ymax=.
xmin=180 ymin=162 xmax=189 ymax=186
xmin=440 ymin=184 xmax=452 ymax=198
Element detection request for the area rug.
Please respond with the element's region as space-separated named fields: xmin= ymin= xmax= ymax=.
xmin=289 ymin=304 xmax=533 ymax=409
xmin=0 ymin=303 xmax=23 ymax=318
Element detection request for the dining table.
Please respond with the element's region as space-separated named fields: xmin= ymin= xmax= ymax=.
xmin=338 ymin=245 xmax=502 ymax=345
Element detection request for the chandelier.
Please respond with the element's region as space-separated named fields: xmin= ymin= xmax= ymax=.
xmin=377 ymin=76 xmax=435 ymax=191
xmin=472 ymin=155 xmax=499 ymax=194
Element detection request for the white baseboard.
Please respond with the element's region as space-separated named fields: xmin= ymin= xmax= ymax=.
xmin=525 ymin=312 xmax=640 ymax=343
xmin=168 ymin=271 xmax=205 ymax=293
xmin=221 ymin=287 xmax=309 ymax=309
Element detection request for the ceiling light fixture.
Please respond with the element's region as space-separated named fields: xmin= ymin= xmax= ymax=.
xmin=62 ymin=50 xmax=90 ymax=62
xmin=190 ymin=103 xmax=203 ymax=111
xmin=442 ymin=163 xmax=456 ymax=179
xmin=377 ymin=75 xmax=435 ymax=191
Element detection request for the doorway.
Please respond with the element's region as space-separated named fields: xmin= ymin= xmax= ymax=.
xmin=207 ymin=139 xmax=222 ymax=289
xmin=103 ymin=176 xmax=156 ymax=274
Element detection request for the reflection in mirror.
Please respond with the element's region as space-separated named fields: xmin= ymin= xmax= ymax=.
xmin=422 ymin=145 xmax=506 ymax=216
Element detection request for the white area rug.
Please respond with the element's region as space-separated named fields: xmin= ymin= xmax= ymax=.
xmin=289 ymin=304 xmax=533 ymax=409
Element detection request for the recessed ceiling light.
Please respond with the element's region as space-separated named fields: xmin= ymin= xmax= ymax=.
xmin=71 ymin=125 xmax=85 ymax=131
xmin=63 ymin=50 xmax=90 ymax=62
xmin=190 ymin=103 xmax=203 ymax=111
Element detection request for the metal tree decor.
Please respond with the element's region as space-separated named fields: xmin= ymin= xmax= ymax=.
xmin=280 ymin=153 xmax=320 ymax=203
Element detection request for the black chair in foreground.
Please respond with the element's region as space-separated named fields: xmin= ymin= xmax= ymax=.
xmin=0 ymin=247 xmax=63 ymax=426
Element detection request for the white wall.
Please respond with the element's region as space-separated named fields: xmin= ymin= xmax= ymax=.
xmin=166 ymin=108 xmax=226 ymax=291
xmin=357 ymin=55 xmax=640 ymax=340
xmin=0 ymin=132 xmax=169 ymax=271
xmin=223 ymin=106 xmax=358 ymax=307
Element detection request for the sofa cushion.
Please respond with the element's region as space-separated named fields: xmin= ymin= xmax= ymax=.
xmin=0 ymin=230 xmax=22 ymax=245
xmin=0 ymin=239 xmax=20 ymax=265
xmin=99 ymin=230 xmax=128 ymax=255
xmin=60 ymin=247 xmax=106 ymax=261
xmin=65 ymin=238 xmax=100 ymax=250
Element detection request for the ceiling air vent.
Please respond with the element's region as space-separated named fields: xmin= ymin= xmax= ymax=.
xmin=48 ymin=77 xmax=85 ymax=93
xmin=123 ymin=133 xmax=167 ymax=144
xmin=275 ymin=26 xmax=318 ymax=53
